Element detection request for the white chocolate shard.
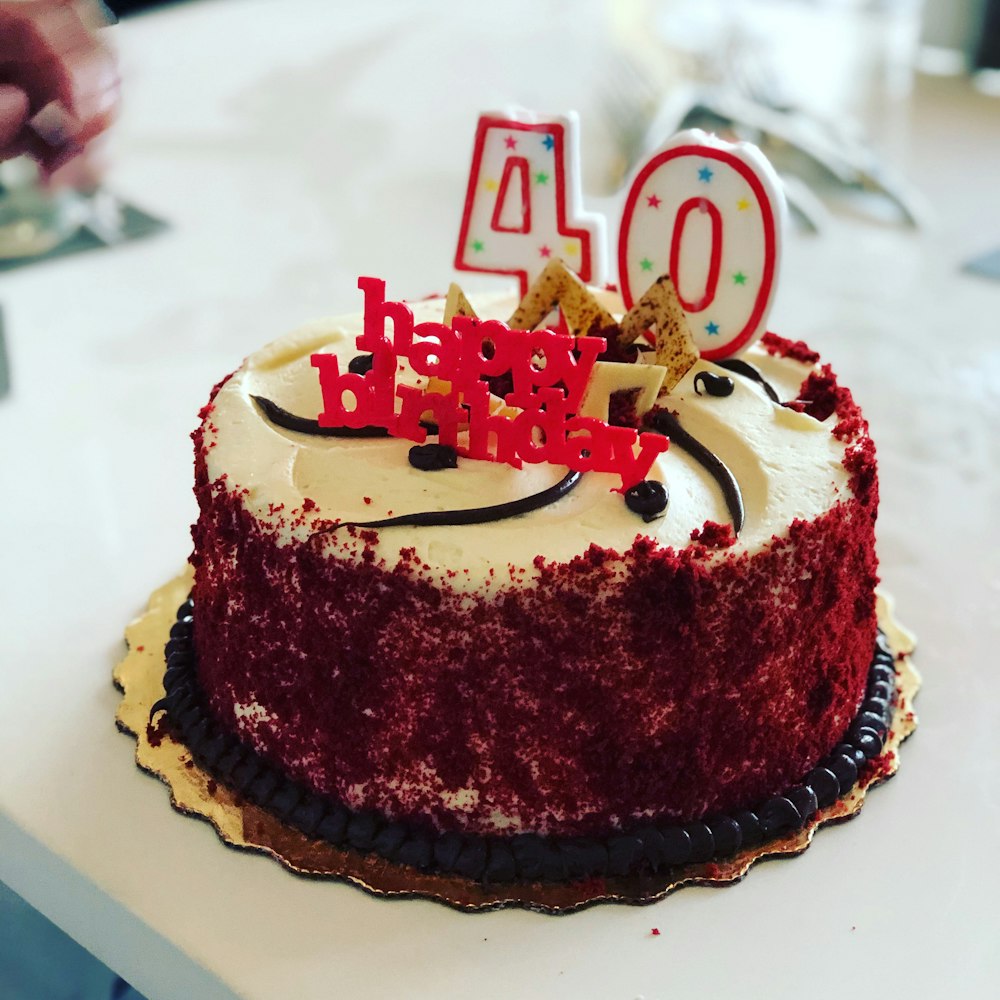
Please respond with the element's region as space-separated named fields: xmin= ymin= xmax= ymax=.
xmin=576 ymin=361 xmax=666 ymax=422
xmin=444 ymin=284 xmax=479 ymax=325
xmin=508 ymin=259 xmax=616 ymax=337
xmin=619 ymin=275 xmax=700 ymax=392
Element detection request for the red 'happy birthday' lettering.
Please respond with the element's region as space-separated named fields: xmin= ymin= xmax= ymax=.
xmin=311 ymin=277 xmax=668 ymax=490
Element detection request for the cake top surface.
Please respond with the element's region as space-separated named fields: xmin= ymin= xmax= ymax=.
xmin=198 ymin=288 xmax=854 ymax=593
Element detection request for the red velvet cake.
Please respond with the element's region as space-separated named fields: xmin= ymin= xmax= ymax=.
xmin=176 ymin=281 xmax=884 ymax=882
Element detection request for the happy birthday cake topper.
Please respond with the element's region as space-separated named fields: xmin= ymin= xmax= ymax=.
xmin=310 ymin=277 xmax=669 ymax=492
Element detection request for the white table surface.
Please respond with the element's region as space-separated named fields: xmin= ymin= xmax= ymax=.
xmin=2 ymin=1 xmax=999 ymax=997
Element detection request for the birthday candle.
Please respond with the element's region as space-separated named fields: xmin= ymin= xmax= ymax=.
xmin=454 ymin=111 xmax=606 ymax=297
xmin=617 ymin=130 xmax=786 ymax=360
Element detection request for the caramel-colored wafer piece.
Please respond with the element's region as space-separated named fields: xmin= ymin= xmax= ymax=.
xmin=508 ymin=260 xmax=616 ymax=336
xmin=620 ymin=276 xmax=699 ymax=392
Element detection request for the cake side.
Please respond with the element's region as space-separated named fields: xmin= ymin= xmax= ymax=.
xmin=189 ymin=295 xmax=878 ymax=838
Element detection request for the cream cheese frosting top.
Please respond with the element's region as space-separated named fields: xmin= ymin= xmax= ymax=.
xmin=200 ymin=290 xmax=850 ymax=592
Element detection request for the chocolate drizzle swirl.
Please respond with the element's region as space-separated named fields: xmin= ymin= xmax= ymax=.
xmin=154 ymin=599 xmax=899 ymax=887
xmin=252 ymin=395 xmax=389 ymax=438
xmin=648 ymin=411 xmax=745 ymax=534
xmin=318 ymin=469 xmax=583 ymax=533
xmin=716 ymin=359 xmax=781 ymax=404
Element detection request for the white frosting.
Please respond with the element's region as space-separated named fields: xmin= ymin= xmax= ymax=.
xmin=201 ymin=290 xmax=849 ymax=592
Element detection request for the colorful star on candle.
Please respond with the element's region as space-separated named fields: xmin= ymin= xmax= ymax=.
xmin=483 ymin=178 xmax=499 ymax=192
xmin=563 ymin=240 xmax=578 ymax=256
xmin=640 ymin=257 xmax=653 ymax=271
xmin=618 ymin=129 xmax=786 ymax=359
xmin=455 ymin=111 xmax=606 ymax=296
xmin=647 ymin=193 xmax=662 ymax=209
xmin=472 ymin=239 xmax=484 ymax=252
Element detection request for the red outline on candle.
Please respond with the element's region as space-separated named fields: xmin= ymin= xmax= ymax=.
xmin=455 ymin=116 xmax=595 ymax=298
xmin=669 ymin=197 xmax=722 ymax=313
xmin=491 ymin=157 xmax=531 ymax=233
xmin=618 ymin=144 xmax=778 ymax=360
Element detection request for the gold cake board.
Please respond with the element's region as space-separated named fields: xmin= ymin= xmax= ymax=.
xmin=114 ymin=568 xmax=920 ymax=914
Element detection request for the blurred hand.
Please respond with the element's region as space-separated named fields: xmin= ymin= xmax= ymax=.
xmin=0 ymin=0 xmax=119 ymax=177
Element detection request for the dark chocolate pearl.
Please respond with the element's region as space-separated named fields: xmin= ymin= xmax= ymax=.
xmin=484 ymin=841 xmax=517 ymax=883
xmin=453 ymin=839 xmax=489 ymax=880
xmin=862 ymin=696 xmax=891 ymax=719
xmin=682 ymin=822 xmax=716 ymax=863
xmin=164 ymin=636 xmax=190 ymax=658
xmin=733 ymin=810 xmax=763 ymax=848
xmin=624 ymin=480 xmax=668 ymax=522
xmin=169 ymin=620 xmax=192 ymax=641
xmin=346 ymin=810 xmax=379 ymax=851
xmin=348 ymin=353 xmax=374 ymax=375
xmin=541 ymin=842 xmax=569 ymax=881
xmin=290 ymin=796 xmax=326 ymax=837
xmin=170 ymin=689 xmax=196 ymax=719
xmin=196 ymin=732 xmax=227 ymax=767
xmin=706 ymin=815 xmax=742 ymax=858
xmin=408 ymin=443 xmax=459 ymax=471
xmin=186 ymin=716 xmax=210 ymax=749
xmin=786 ymin=785 xmax=819 ymax=824
xmin=561 ymin=839 xmax=607 ymax=878
xmin=634 ymin=825 xmax=666 ymax=869
xmin=396 ymin=835 xmax=434 ymax=871
xmin=214 ymin=745 xmax=244 ymax=781
xmin=316 ymin=805 xmax=349 ymax=845
xmin=269 ymin=783 xmax=303 ymax=818
xmin=510 ymin=833 xmax=546 ymax=880
xmin=181 ymin=596 xmax=195 ymax=615
xmin=851 ymin=728 xmax=884 ymax=760
xmin=805 ymin=766 xmax=841 ymax=808
xmin=230 ymin=758 xmax=263 ymax=794
xmin=177 ymin=704 xmax=202 ymax=731
xmin=875 ymin=633 xmax=894 ymax=658
xmin=434 ymin=831 xmax=465 ymax=873
xmin=757 ymin=796 xmax=801 ymax=837
xmin=693 ymin=371 xmax=735 ymax=397
xmin=833 ymin=742 xmax=867 ymax=771
xmin=607 ymin=834 xmax=644 ymax=876
xmin=659 ymin=826 xmax=693 ymax=865
xmin=372 ymin=822 xmax=408 ymax=861
xmin=867 ymin=680 xmax=895 ymax=703
xmin=248 ymin=770 xmax=280 ymax=807
xmin=148 ymin=696 xmax=171 ymax=722
xmin=826 ymin=751 xmax=859 ymax=794
xmin=855 ymin=711 xmax=888 ymax=738
xmin=166 ymin=650 xmax=188 ymax=672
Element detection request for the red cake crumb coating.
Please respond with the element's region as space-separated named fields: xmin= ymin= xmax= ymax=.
xmin=189 ymin=348 xmax=879 ymax=838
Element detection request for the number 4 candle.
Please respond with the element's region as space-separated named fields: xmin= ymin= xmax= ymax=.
xmin=618 ymin=129 xmax=787 ymax=360
xmin=454 ymin=111 xmax=606 ymax=297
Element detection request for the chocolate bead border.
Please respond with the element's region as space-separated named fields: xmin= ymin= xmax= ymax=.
xmin=150 ymin=596 xmax=900 ymax=887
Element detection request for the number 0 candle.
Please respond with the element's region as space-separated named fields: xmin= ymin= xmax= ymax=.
xmin=454 ymin=111 xmax=606 ymax=297
xmin=617 ymin=130 xmax=787 ymax=360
